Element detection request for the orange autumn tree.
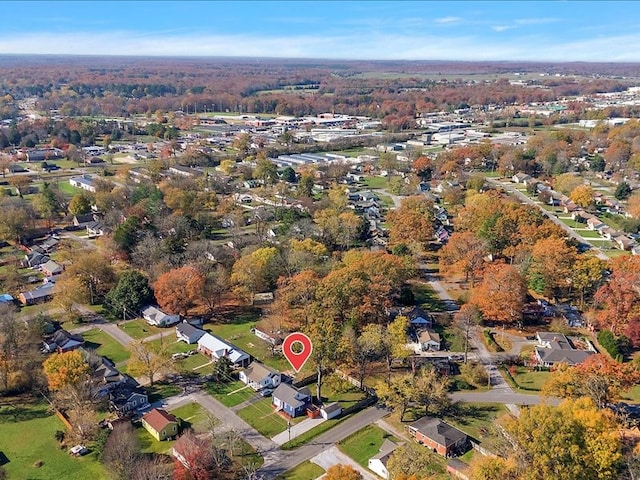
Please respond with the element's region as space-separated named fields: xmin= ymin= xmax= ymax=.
xmin=543 ymin=354 xmax=640 ymax=408
xmin=593 ymin=255 xmax=640 ymax=335
xmin=43 ymin=350 xmax=91 ymax=391
xmin=324 ymin=464 xmax=363 ymax=480
xmin=387 ymin=195 xmax=434 ymax=253
xmin=439 ymin=231 xmax=488 ymax=286
xmin=153 ymin=265 xmax=205 ymax=316
xmin=470 ymin=263 xmax=526 ymax=325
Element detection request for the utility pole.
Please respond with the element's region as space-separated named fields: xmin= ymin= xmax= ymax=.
xmin=287 ymin=421 xmax=291 ymax=442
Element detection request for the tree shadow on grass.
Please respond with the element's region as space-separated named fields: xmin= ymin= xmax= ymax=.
xmin=0 ymin=403 xmax=50 ymax=423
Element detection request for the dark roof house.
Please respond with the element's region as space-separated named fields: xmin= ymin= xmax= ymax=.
xmin=407 ymin=417 xmax=468 ymax=457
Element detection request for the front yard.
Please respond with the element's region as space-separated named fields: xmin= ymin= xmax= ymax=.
xmin=236 ymin=397 xmax=290 ymax=437
xmin=276 ymin=460 xmax=325 ymax=480
xmin=338 ymin=425 xmax=399 ymax=469
xmin=119 ymin=318 xmax=164 ymax=340
xmin=204 ymin=380 xmax=256 ymax=408
xmin=506 ymin=366 xmax=551 ymax=391
xmin=82 ymin=328 xmax=130 ymax=363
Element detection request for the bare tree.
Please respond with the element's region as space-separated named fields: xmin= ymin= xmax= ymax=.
xmin=101 ymin=422 xmax=141 ymax=480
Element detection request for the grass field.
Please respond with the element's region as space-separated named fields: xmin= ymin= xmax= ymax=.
xmin=119 ymin=318 xmax=163 ymax=340
xmin=362 ymin=176 xmax=388 ymax=189
xmin=276 ymin=460 xmax=324 ymax=480
xmin=0 ymin=401 xmax=107 ymax=480
xmin=169 ymin=402 xmax=210 ymax=432
xmin=82 ymin=328 xmax=130 ymax=363
xmin=510 ymin=367 xmax=551 ymax=391
xmin=444 ymin=403 xmax=506 ymax=448
xmin=204 ymin=380 xmax=256 ymax=408
xmin=410 ymin=282 xmax=448 ymax=312
xmin=147 ymin=381 xmax=182 ymax=403
xmin=237 ymin=397 xmax=289 ymax=437
xmin=338 ymin=425 xmax=399 ymax=468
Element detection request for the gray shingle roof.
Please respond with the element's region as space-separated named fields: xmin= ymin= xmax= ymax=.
xmin=409 ymin=418 xmax=467 ymax=447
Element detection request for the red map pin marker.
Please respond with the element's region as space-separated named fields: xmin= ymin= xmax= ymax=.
xmin=282 ymin=332 xmax=313 ymax=372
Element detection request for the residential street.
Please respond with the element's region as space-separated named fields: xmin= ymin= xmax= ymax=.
xmin=486 ymin=178 xmax=610 ymax=261
xmin=257 ymin=406 xmax=389 ymax=477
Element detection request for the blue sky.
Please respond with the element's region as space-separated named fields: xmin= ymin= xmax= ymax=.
xmin=0 ymin=1 xmax=639 ymax=61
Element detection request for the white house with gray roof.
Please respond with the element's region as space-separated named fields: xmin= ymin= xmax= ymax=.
xmin=239 ymin=361 xmax=281 ymax=390
xmin=141 ymin=305 xmax=180 ymax=327
xmin=197 ymin=333 xmax=251 ymax=368
xmin=534 ymin=332 xmax=595 ymax=367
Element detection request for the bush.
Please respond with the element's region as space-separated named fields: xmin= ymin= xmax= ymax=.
xmin=460 ymin=361 xmax=489 ymax=388
xmin=483 ymin=329 xmax=504 ymax=353
xmin=597 ymin=330 xmax=622 ymax=360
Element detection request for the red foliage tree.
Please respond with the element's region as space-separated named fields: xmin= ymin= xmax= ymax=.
xmin=153 ymin=265 xmax=205 ymax=316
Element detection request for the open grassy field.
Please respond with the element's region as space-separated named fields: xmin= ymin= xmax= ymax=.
xmin=0 ymin=401 xmax=107 ymax=480
xmin=119 ymin=318 xmax=164 ymax=340
xmin=362 ymin=176 xmax=388 ymax=189
xmin=82 ymin=328 xmax=130 ymax=363
xmin=169 ymin=402 xmax=211 ymax=432
xmin=338 ymin=425 xmax=399 ymax=468
xmin=276 ymin=460 xmax=324 ymax=480
xmin=147 ymin=381 xmax=182 ymax=403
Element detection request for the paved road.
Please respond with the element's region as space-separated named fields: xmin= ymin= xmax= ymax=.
xmin=486 ymin=178 xmax=609 ymax=261
xmin=257 ymin=406 xmax=389 ymax=477
xmin=451 ymin=390 xmax=558 ymax=406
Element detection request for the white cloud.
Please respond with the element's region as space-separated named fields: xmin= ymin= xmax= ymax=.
xmin=515 ymin=17 xmax=560 ymax=25
xmin=491 ymin=25 xmax=514 ymax=32
xmin=434 ymin=16 xmax=462 ymax=24
xmin=1 ymin=29 xmax=640 ymax=62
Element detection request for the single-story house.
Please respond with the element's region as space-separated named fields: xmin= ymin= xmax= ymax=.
xmin=272 ymin=383 xmax=312 ymax=418
xmin=368 ymin=439 xmax=399 ymax=479
xmin=586 ymin=217 xmax=605 ymax=231
xmin=408 ymin=328 xmax=442 ymax=353
xmin=22 ymin=251 xmax=50 ymax=268
xmin=407 ymin=417 xmax=468 ymax=457
xmin=43 ymin=329 xmax=84 ymax=353
xmin=615 ymin=235 xmax=635 ymax=251
xmin=108 ymin=380 xmax=149 ymax=415
xmin=19 ymin=281 xmax=55 ymax=305
xmin=40 ymin=260 xmax=63 ymax=277
xmin=251 ymin=327 xmax=283 ymax=346
xmin=534 ymin=332 xmax=594 ymax=367
xmin=405 ymin=307 xmax=433 ymax=329
xmin=175 ymin=322 xmax=205 ymax=344
xmin=512 ymin=172 xmax=532 ymax=184
xmin=142 ymin=305 xmax=180 ymax=327
xmin=252 ymin=292 xmax=274 ymax=305
xmin=197 ymin=333 xmax=251 ymax=368
xmin=37 ymin=237 xmax=59 ymax=253
xmin=142 ymin=408 xmax=179 ymax=441
xmin=239 ymin=361 xmax=281 ymax=391
xmin=69 ymin=175 xmax=97 ymax=193
xmin=321 ymin=402 xmax=342 ymax=420
xmin=73 ymin=213 xmax=96 ymax=228
xmin=86 ymin=221 xmax=107 ymax=238
xmin=599 ymin=227 xmax=620 ymax=240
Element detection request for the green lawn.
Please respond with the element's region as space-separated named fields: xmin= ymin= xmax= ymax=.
xmin=362 ymin=176 xmax=388 ymax=189
xmin=147 ymin=381 xmax=182 ymax=403
xmin=237 ymin=398 xmax=289 ymax=437
xmin=510 ymin=367 xmax=551 ymax=391
xmin=276 ymin=460 xmax=324 ymax=480
xmin=558 ymin=217 xmax=582 ymax=228
xmin=175 ymin=353 xmax=212 ymax=373
xmin=82 ymin=328 xmax=130 ymax=363
xmin=204 ymin=380 xmax=256 ymax=408
xmin=119 ymin=318 xmax=164 ymax=340
xmin=338 ymin=425 xmax=399 ymax=468
xmin=621 ymin=385 xmax=640 ymax=403
xmin=169 ymin=402 xmax=211 ymax=433
xmin=148 ymin=337 xmax=192 ymax=355
xmin=137 ymin=425 xmax=176 ymax=455
xmin=575 ymin=229 xmax=602 ymax=239
xmin=444 ymin=403 xmax=506 ymax=447
xmin=0 ymin=401 xmax=107 ymax=480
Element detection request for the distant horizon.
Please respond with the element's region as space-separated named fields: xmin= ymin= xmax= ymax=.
xmin=0 ymin=52 xmax=639 ymax=67
xmin=2 ymin=1 xmax=640 ymax=62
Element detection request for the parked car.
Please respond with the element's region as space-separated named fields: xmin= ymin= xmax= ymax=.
xmin=69 ymin=445 xmax=88 ymax=456
xmin=187 ymin=349 xmax=198 ymax=356
xmin=260 ymin=388 xmax=273 ymax=397
xmin=172 ymin=352 xmax=188 ymax=360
